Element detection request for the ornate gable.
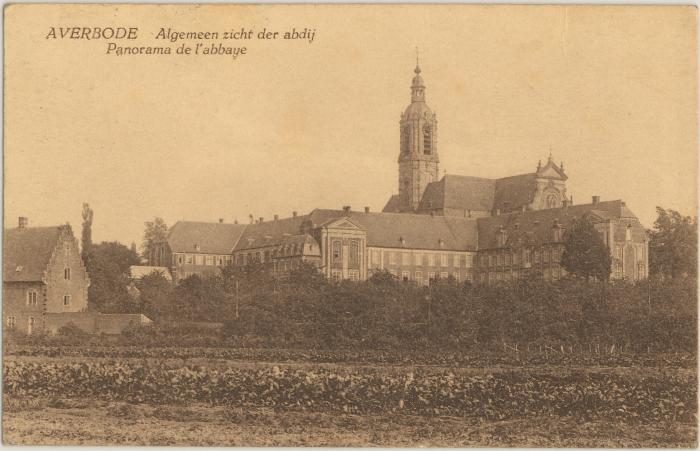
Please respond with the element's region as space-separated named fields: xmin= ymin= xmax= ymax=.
xmin=535 ymin=157 xmax=568 ymax=181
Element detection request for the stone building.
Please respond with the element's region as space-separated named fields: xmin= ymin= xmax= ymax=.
xmin=3 ymin=217 xmax=90 ymax=334
xmin=151 ymin=64 xmax=648 ymax=284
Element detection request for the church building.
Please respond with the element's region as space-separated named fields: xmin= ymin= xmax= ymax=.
xmin=151 ymin=63 xmax=648 ymax=284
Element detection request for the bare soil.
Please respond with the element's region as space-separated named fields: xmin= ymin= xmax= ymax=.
xmin=3 ymin=398 xmax=696 ymax=447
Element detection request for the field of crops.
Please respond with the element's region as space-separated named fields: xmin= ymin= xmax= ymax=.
xmin=5 ymin=344 xmax=696 ymax=368
xmin=4 ymin=360 xmax=696 ymax=423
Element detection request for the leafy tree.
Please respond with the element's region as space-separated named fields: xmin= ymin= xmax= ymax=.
xmin=561 ymin=214 xmax=612 ymax=281
xmin=87 ymin=241 xmax=141 ymax=312
xmin=81 ymin=203 xmax=94 ymax=265
xmin=648 ymin=207 xmax=698 ymax=278
xmin=368 ymin=269 xmax=398 ymax=286
xmin=141 ymin=218 xmax=168 ymax=263
xmin=136 ymin=271 xmax=175 ymax=320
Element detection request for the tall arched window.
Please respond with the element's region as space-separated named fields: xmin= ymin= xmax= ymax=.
xmin=546 ymin=193 xmax=559 ymax=209
xmin=423 ymin=125 xmax=432 ymax=155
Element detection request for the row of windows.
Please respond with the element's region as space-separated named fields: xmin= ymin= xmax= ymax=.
xmin=234 ymin=244 xmax=316 ymax=266
xmin=385 ymin=270 xmax=471 ymax=285
xmin=7 ymin=316 xmax=37 ymax=333
xmin=330 ymin=269 xmax=360 ymax=282
xmin=175 ymin=253 xmax=233 ymax=267
xmin=370 ymin=250 xmax=474 ymax=268
xmin=480 ymin=248 xmax=563 ymax=267
xmin=480 ymin=267 xmax=564 ymax=283
xmin=25 ymin=290 xmax=71 ymax=306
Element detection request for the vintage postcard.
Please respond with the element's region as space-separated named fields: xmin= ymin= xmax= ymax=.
xmin=3 ymin=3 xmax=697 ymax=447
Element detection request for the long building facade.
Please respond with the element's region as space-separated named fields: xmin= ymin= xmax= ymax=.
xmin=151 ymin=64 xmax=648 ymax=284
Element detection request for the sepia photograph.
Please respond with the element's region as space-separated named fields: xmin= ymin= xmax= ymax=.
xmin=2 ymin=4 xmax=698 ymax=447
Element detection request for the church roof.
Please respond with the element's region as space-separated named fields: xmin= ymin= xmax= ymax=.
xmin=476 ymin=200 xmax=636 ymax=249
xmin=418 ymin=175 xmax=495 ymax=213
xmin=167 ymin=221 xmax=247 ymax=254
xmin=4 ymin=226 xmax=64 ymax=282
xmin=381 ymin=194 xmax=404 ymax=213
xmin=493 ymin=173 xmax=538 ymax=212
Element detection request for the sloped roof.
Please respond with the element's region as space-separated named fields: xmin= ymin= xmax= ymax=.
xmin=418 ymin=175 xmax=495 ymax=213
xmin=382 ymin=194 xmax=404 ymax=213
xmin=129 ymin=265 xmax=172 ymax=281
xmin=307 ymin=209 xmax=478 ymax=251
xmin=477 ymin=200 xmax=634 ymax=249
xmin=234 ymin=215 xmax=309 ymax=251
xmin=167 ymin=221 xmax=247 ymax=254
xmin=4 ymin=226 xmax=63 ymax=282
xmin=493 ymin=173 xmax=537 ymax=212
xmin=278 ymin=234 xmax=321 ymax=256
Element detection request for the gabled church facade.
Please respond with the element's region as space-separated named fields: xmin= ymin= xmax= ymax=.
xmin=151 ymin=63 xmax=648 ymax=284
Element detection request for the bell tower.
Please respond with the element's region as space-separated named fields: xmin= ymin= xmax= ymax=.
xmin=398 ymin=60 xmax=439 ymax=212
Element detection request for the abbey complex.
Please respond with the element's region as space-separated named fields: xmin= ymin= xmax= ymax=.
xmin=149 ymin=64 xmax=649 ymax=285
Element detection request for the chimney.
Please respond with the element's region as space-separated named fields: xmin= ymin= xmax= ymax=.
xmin=621 ymin=201 xmax=626 ymax=207
xmin=292 ymin=211 xmax=297 ymax=217
xmin=249 ymin=214 xmax=254 ymax=224
xmin=219 ymin=218 xmax=224 ymax=224
xmin=274 ymin=214 xmax=279 ymax=221
xmin=364 ymin=206 xmax=370 ymax=213
xmin=342 ymin=206 xmax=351 ymax=214
xmin=234 ymin=220 xmax=239 ymax=225
xmin=18 ymin=217 xmax=28 ymax=230
xmin=592 ymin=196 xmax=600 ymax=205
xmin=259 ymin=217 xmax=264 ymax=224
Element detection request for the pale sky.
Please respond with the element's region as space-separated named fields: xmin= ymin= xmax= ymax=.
xmin=5 ymin=5 xmax=697 ymax=247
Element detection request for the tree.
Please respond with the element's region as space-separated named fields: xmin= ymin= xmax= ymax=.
xmin=81 ymin=203 xmax=94 ymax=266
xmin=136 ymin=271 xmax=174 ymax=320
xmin=86 ymin=241 xmax=141 ymax=312
xmin=561 ymin=214 xmax=612 ymax=281
xmin=141 ymin=218 xmax=168 ymax=263
xmin=648 ymin=207 xmax=698 ymax=278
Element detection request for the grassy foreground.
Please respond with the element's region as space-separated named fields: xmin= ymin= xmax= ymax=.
xmin=3 ymin=398 xmax=697 ymax=447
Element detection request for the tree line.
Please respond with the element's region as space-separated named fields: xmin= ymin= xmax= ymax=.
xmin=75 ymin=204 xmax=697 ymax=352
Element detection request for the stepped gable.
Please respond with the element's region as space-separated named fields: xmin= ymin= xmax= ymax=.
xmin=477 ymin=200 xmax=632 ymax=249
xmin=167 ymin=221 xmax=248 ymax=254
xmin=4 ymin=226 xmax=63 ymax=282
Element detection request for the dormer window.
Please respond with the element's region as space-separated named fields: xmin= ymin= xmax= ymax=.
xmin=626 ymin=225 xmax=632 ymax=241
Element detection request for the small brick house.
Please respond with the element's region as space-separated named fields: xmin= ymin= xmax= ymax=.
xmin=3 ymin=217 xmax=90 ymax=334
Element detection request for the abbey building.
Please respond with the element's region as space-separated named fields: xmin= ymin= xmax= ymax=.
xmin=150 ymin=64 xmax=648 ymax=284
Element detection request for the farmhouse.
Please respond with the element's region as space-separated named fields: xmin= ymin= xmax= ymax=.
xmin=3 ymin=217 xmax=90 ymax=334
